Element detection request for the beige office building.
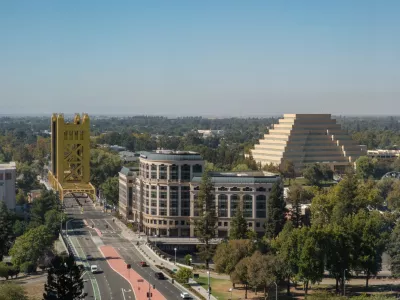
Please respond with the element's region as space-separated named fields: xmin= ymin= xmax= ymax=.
xmin=251 ymin=114 xmax=366 ymax=173
xmin=118 ymin=150 xmax=281 ymax=237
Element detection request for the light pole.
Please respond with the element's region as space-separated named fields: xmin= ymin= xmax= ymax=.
xmin=174 ymin=248 xmax=177 ymax=265
xmin=207 ymin=270 xmax=211 ymax=300
xmin=189 ymin=258 xmax=192 ymax=266
xmin=229 ymin=287 xmax=233 ymax=300
xmin=273 ymin=282 xmax=278 ymax=300
xmin=343 ymin=269 xmax=347 ymax=296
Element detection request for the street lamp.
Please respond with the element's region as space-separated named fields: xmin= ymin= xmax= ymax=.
xmin=189 ymin=258 xmax=192 ymax=266
xmin=207 ymin=271 xmax=211 ymax=300
xmin=229 ymin=287 xmax=233 ymax=300
xmin=273 ymin=282 xmax=278 ymax=300
xmin=174 ymin=248 xmax=177 ymax=265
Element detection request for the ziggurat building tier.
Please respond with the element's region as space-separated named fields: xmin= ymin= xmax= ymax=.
xmin=251 ymin=114 xmax=366 ymax=173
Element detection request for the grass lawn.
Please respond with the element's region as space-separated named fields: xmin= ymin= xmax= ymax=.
xmin=194 ymin=275 xmax=262 ymax=300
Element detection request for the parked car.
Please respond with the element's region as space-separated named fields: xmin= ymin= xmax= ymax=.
xmin=86 ymin=254 xmax=93 ymax=261
xmin=180 ymin=292 xmax=191 ymax=299
xmin=154 ymin=272 xmax=165 ymax=280
xmin=140 ymin=261 xmax=147 ymax=267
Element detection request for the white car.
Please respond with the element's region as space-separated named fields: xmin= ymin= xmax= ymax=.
xmin=180 ymin=292 xmax=191 ymax=299
xmin=90 ymin=265 xmax=99 ymax=274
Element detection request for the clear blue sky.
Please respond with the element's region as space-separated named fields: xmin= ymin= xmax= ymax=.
xmin=0 ymin=0 xmax=399 ymax=116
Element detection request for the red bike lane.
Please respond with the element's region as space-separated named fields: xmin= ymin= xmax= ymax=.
xmin=99 ymin=245 xmax=165 ymax=300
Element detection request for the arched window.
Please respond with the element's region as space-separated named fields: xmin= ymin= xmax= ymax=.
xmin=218 ymin=187 xmax=228 ymax=191
xmin=193 ymin=164 xmax=203 ymax=174
xmin=230 ymin=194 xmax=239 ymax=217
xmin=181 ymin=164 xmax=191 ymax=181
xmin=218 ymin=194 xmax=228 ymax=217
xmin=243 ymin=187 xmax=253 ymax=192
xmin=243 ymin=194 xmax=253 ymax=218
xmin=256 ymin=195 xmax=266 ymax=218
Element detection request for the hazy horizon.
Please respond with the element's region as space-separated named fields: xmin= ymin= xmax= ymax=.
xmin=1 ymin=1 xmax=399 ymax=115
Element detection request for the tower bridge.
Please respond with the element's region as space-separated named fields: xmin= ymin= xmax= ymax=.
xmin=48 ymin=113 xmax=95 ymax=201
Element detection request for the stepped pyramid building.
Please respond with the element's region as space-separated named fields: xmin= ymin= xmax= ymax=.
xmin=251 ymin=114 xmax=366 ymax=173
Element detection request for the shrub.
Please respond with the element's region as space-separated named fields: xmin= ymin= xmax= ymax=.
xmin=184 ymin=254 xmax=192 ymax=266
xmin=176 ymin=267 xmax=193 ymax=284
xmin=0 ymin=263 xmax=10 ymax=279
xmin=20 ymin=261 xmax=36 ymax=274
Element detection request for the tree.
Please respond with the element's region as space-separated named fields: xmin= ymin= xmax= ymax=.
xmin=213 ymin=239 xmax=256 ymax=275
xmin=303 ymin=164 xmax=324 ymax=186
xmin=229 ymin=206 xmax=248 ymax=240
xmin=232 ymin=163 xmax=251 ymax=172
xmin=16 ymin=189 xmax=27 ymax=206
xmin=272 ymin=222 xmax=300 ymax=295
xmin=287 ymin=184 xmax=313 ymax=228
xmin=348 ymin=210 xmax=390 ymax=288
xmin=281 ymin=160 xmax=296 ymax=184
xmin=193 ymin=172 xmax=218 ymax=269
xmin=9 ymin=225 xmax=54 ymax=267
xmin=265 ymin=181 xmax=286 ymax=239
xmin=175 ymin=267 xmax=193 ymax=284
xmin=0 ymin=201 xmax=14 ymax=261
xmin=184 ymin=254 xmax=192 ymax=266
xmin=247 ymin=252 xmax=279 ymax=300
xmin=297 ymin=227 xmax=325 ymax=294
xmin=30 ymin=190 xmax=58 ymax=226
xmin=387 ymin=222 xmax=400 ymax=277
xmin=231 ymin=257 xmax=250 ymax=299
xmin=100 ymin=176 xmax=119 ymax=206
xmin=13 ymin=220 xmax=28 ymax=237
xmin=43 ymin=255 xmax=86 ymax=300
xmin=356 ymin=156 xmax=375 ymax=180
xmin=0 ymin=283 xmax=28 ymax=300
xmin=45 ymin=209 xmax=65 ymax=237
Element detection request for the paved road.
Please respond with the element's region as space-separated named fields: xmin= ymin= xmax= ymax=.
xmin=64 ymin=196 xmax=134 ymax=300
xmin=64 ymin=195 xmax=187 ymax=300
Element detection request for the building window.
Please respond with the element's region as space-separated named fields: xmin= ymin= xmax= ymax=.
xmin=230 ymin=194 xmax=239 ymax=217
xmin=256 ymin=222 xmax=260 ymax=228
xmin=218 ymin=194 xmax=228 ymax=217
xmin=181 ymin=220 xmax=185 ymax=225
xmin=170 ymin=220 xmax=173 ymax=225
xmin=243 ymin=187 xmax=252 ymax=191
xmin=218 ymin=187 xmax=228 ymax=191
xmin=170 ymin=164 xmax=178 ymax=180
xmin=256 ymin=195 xmax=266 ymax=218
xmin=224 ymin=222 xmax=228 ymax=227
xmin=268 ymin=188 xmax=272 ymax=192
xmin=181 ymin=164 xmax=191 ymax=181
xmin=5 ymin=173 xmax=12 ymax=180
xmin=159 ymin=164 xmax=167 ymax=179
xmin=151 ymin=208 xmax=156 ymax=215
xmin=175 ymin=220 xmax=179 ymax=225
xmin=243 ymin=194 xmax=253 ymax=218
xmin=218 ymin=222 xmax=222 ymax=226
xmin=248 ymin=222 xmax=252 ymax=227
xmin=193 ymin=164 xmax=202 ymax=174
xmin=256 ymin=187 xmax=266 ymax=192
xmin=170 ymin=186 xmax=178 ymax=200
xmin=0 ymin=174 xmax=3 ymax=180
xmin=230 ymin=187 xmax=240 ymax=191
xmin=151 ymin=164 xmax=157 ymax=179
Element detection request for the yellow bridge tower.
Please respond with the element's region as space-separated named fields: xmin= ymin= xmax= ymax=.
xmin=48 ymin=113 xmax=96 ymax=201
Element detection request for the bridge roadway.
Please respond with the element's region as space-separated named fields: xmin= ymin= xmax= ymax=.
xmin=64 ymin=196 xmax=187 ymax=300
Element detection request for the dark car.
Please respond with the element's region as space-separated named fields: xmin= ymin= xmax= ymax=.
xmin=154 ymin=272 xmax=165 ymax=280
xmin=140 ymin=261 xmax=148 ymax=267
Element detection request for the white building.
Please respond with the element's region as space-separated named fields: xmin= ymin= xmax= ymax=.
xmin=0 ymin=162 xmax=17 ymax=209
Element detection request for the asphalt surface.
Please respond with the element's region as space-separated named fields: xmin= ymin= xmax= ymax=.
xmin=64 ymin=196 xmax=134 ymax=300
xmin=64 ymin=195 xmax=187 ymax=300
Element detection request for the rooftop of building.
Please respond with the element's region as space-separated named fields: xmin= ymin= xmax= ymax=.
xmin=191 ymin=171 xmax=280 ymax=184
xmin=120 ymin=166 xmax=139 ymax=176
xmin=139 ymin=150 xmax=203 ymax=161
xmin=0 ymin=162 xmax=16 ymax=169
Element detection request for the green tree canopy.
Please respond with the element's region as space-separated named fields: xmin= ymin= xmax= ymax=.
xmin=193 ymin=172 xmax=218 ymax=269
xmin=43 ymin=255 xmax=85 ymax=300
xmin=100 ymin=176 xmax=119 ymax=206
xmin=356 ymin=156 xmax=375 ymax=180
xmin=229 ymin=206 xmax=248 ymax=240
xmin=265 ymin=181 xmax=286 ymax=239
xmin=9 ymin=225 xmax=54 ymax=267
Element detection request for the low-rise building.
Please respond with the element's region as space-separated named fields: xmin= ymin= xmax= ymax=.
xmin=0 ymin=162 xmax=17 ymax=209
xmin=118 ymin=150 xmax=281 ymax=237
